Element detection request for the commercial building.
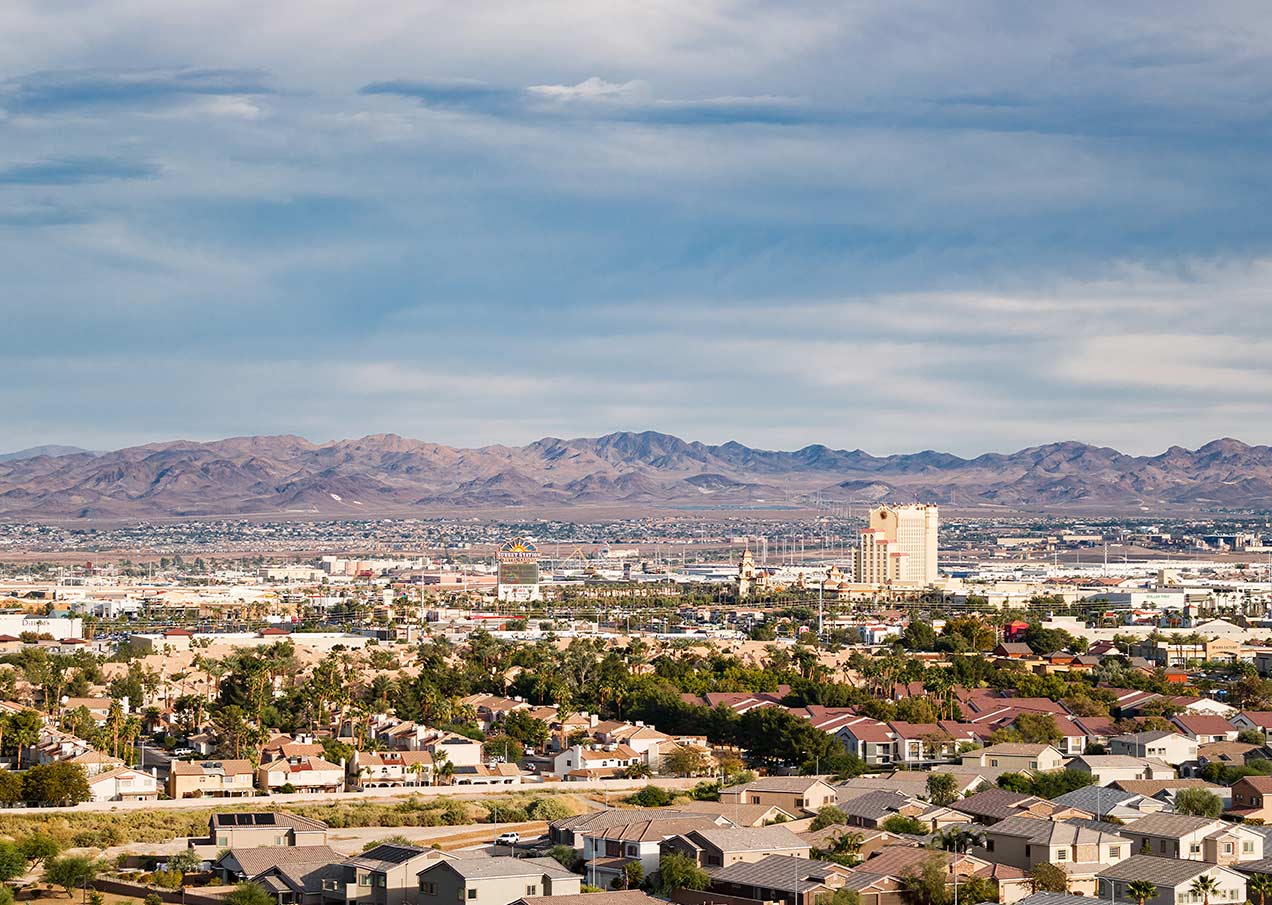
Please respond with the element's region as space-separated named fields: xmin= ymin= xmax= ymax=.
xmin=853 ymin=505 xmax=939 ymax=586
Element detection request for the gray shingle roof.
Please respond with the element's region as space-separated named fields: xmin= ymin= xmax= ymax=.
xmin=987 ymin=815 xmax=1127 ymax=846
xmin=219 ymin=846 xmax=341 ymax=878
xmin=1121 ymin=813 xmax=1223 ymax=838
xmin=1097 ymin=854 xmax=1236 ymax=886
xmin=708 ymin=854 xmax=851 ymax=894
xmin=423 ymin=855 xmax=577 ymax=881
xmin=1050 ymin=786 xmax=1139 ymax=815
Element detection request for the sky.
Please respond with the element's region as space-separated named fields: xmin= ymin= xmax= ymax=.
xmin=4 ymin=1 xmax=1272 ymax=457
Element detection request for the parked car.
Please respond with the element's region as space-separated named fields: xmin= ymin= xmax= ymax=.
xmin=494 ymin=832 xmax=519 ymax=846
xmin=172 ymin=747 xmax=194 ymax=756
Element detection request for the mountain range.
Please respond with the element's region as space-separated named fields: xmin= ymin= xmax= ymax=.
xmin=2 ymin=432 xmax=1272 ymax=519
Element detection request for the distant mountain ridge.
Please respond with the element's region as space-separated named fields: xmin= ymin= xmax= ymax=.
xmin=1 ymin=431 xmax=1271 ymax=518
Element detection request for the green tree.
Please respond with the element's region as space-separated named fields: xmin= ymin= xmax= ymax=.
xmin=0 ymin=841 xmax=27 ymax=882
xmin=881 ymin=815 xmax=928 ymax=836
xmin=22 ymin=762 xmax=91 ymax=807
xmin=1189 ymin=875 xmax=1220 ymax=905
xmin=657 ymin=852 xmax=710 ymax=894
xmin=1029 ymin=863 xmax=1068 ymax=894
xmin=8 ymin=709 xmax=41 ymax=769
xmin=1127 ymin=880 xmax=1159 ymax=905
xmin=44 ymin=856 xmax=102 ymax=898
xmin=167 ymin=849 xmax=204 ymax=875
xmin=1247 ymin=874 xmax=1272 ymax=905
xmin=1013 ymin=713 xmax=1062 ymax=745
xmin=816 ymin=891 xmax=862 ymax=905
xmin=662 ymin=745 xmax=712 ymax=777
xmin=810 ymin=805 xmax=850 ymax=831
xmin=616 ymin=861 xmax=643 ymax=890
xmin=225 ymin=883 xmax=274 ymax=905
xmin=926 ymin=773 xmax=958 ymax=807
xmin=900 ymin=854 xmax=950 ymax=905
xmin=1175 ymin=788 xmax=1222 ymax=818
xmin=19 ymin=833 xmax=60 ymax=868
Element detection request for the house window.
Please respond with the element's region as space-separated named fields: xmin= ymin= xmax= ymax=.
xmin=1191 ymin=844 xmax=1202 ymax=855
xmin=1244 ymin=842 xmax=1255 ymax=853
xmin=1030 ymin=762 xmax=1038 ymax=769
xmin=708 ymin=855 xmax=722 ymax=866
xmin=986 ymin=840 xmax=995 ymax=852
xmin=420 ymin=881 xmax=437 ymax=894
xmin=626 ymin=845 xmax=639 ymax=858
xmin=467 ymin=891 xmax=477 ymax=900
xmin=525 ymin=886 xmax=537 ymax=896
xmin=1223 ymin=843 xmax=1233 ymax=854
xmin=990 ymin=760 xmax=999 ymax=768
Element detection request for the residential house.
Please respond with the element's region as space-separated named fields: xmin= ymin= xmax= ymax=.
xmin=547 ymin=808 xmax=731 ymax=849
xmin=350 ymin=751 xmax=433 ymax=788
xmin=451 ymin=763 xmax=522 ymax=786
xmin=992 ymin=643 xmax=1035 ymax=659
xmin=1067 ymin=755 xmax=1175 ymax=785
xmin=580 ymin=816 xmax=722 ymax=887
xmin=660 ymin=825 xmax=810 ymax=869
xmin=695 ymin=854 xmax=855 ymax=905
xmin=416 ymin=854 xmax=582 ymax=905
xmin=833 ymin=790 xmax=964 ymax=832
xmin=1170 ymin=715 xmax=1240 ymax=744
xmin=1097 ymin=855 xmax=1246 ymax=905
xmin=1049 ymin=787 xmax=1168 ymax=821
xmin=1109 ymin=731 xmax=1199 ymax=767
xmin=216 ymin=846 xmax=342 ymax=887
xmin=1112 ymin=779 xmax=1233 ymax=810
xmin=834 ymin=717 xmax=896 ymax=768
xmin=1118 ymin=814 xmax=1264 ymax=864
xmin=960 ymin=743 xmax=1065 ymax=773
xmin=195 ymin=813 xmax=329 ymax=851
xmin=1231 ymin=711 xmax=1272 ymax=744
xmin=257 ymin=755 xmax=346 ymax=794
xmin=553 ymin=744 xmax=643 ymax=780
xmin=889 ymin=721 xmax=980 ymax=765
xmin=719 ymin=776 xmax=839 ymax=816
xmin=168 ymin=759 xmax=256 ymax=799
xmin=331 ymin=843 xmax=453 ymax=905
xmin=426 ymin=735 xmax=484 ymax=768
xmin=87 ymin=766 xmax=159 ymax=802
xmin=1227 ymin=776 xmax=1272 ymax=822
xmin=977 ymin=815 xmax=1131 ymax=896
xmin=954 ymin=788 xmax=1086 ymax=825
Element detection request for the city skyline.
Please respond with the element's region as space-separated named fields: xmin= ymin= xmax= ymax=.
xmin=5 ymin=3 xmax=1272 ymax=454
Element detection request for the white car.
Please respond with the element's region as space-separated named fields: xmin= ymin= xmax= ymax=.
xmin=494 ymin=832 xmax=519 ymax=846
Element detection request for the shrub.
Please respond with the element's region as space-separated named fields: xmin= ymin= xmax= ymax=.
xmin=627 ymin=785 xmax=674 ymax=808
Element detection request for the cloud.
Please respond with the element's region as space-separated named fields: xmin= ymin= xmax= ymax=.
xmin=362 ymin=75 xmax=816 ymax=125
xmin=0 ymin=156 xmax=160 ymax=185
xmin=0 ymin=67 xmax=272 ymax=115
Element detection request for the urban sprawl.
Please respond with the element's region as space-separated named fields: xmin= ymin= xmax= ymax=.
xmin=5 ymin=507 xmax=1272 ymax=905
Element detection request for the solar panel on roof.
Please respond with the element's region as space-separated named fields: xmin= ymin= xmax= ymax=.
xmin=362 ymin=845 xmax=422 ymax=864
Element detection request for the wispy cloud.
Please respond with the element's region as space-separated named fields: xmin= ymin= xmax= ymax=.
xmin=0 ymin=156 xmax=160 ymax=185
xmin=361 ymin=76 xmax=817 ymax=126
xmin=0 ymin=67 xmax=272 ymax=115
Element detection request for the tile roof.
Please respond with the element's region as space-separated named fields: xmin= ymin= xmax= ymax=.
xmin=727 ymin=775 xmax=835 ymax=793
xmin=424 ymin=855 xmax=577 ymax=881
xmin=953 ymin=788 xmax=1047 ymax=820
xmin=707 ymin=854 xmax=851 ymax=893
xmin=219 ymin=845 xmax=341 ymax=877
xmin=686 ymin=825 xmax=809 ymax=853
xmin=1121 ymin=813 xmax=1223 ymax=838
xmin=987 ymin=815 xmax=1128 ymax=846
xmin=1096 ymin=854 xmax=1237 ymax=886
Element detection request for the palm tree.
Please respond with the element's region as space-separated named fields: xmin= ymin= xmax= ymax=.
xmin=1126 ymin=880 xmax=1158 ymax=905
xmin=1249 ymin=874 xmax=1272 ymax=905
xmin=433 ymin=750 xmax=454 ymax=786
xmin=1189 ymin=875 xmax=1220 ymax=905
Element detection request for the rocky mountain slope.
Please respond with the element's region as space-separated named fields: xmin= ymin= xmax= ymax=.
xmin=1 ymin=432 xmax=1270 ymax=518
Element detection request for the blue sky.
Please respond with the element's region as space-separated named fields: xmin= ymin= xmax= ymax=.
xmin=3 ymin=1 xmax=1272 ymax=455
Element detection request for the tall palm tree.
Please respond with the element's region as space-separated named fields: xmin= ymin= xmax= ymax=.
xmin=1189 ymin=875 xmax=1220 ymax=905
xmin=432 ymin=750 xmax=454 ymax=786
xmin=1249 ymin=874 xmax=1272 ymax=905
xmin=1126 ymin=880 xmax=1158 ymax=905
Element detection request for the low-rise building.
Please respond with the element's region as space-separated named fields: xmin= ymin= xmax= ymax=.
xmin=1109 ymin=731 xmax=1199 ymax=767
xmin=660 ymin=825 xmax=810 ymax=869
xmin=257 ymin=755 xmax=346 ymax=794
xmin=87 ymin=766 xmax=159 ymax=802
xmin=719 ymin=776 xmax=839 ymax=816
xmin=1118 ymin=814 xmax=1263 ymax=864
xmin=1097 ymin=855 xmax=1246 ymax=905
xmin=960 ymin=743 xmax=1065 ymax=773
xmin=416 ymin=856 xmax=582 ymax=905
xmin=1067 ymin=755 xmax=1175 ymax=785
xmin=168 ymin=759 xmax=256 ymax=799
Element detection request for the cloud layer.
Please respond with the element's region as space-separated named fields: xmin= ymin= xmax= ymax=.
xmin=3 ymin=1 xmax=1272 ymax=455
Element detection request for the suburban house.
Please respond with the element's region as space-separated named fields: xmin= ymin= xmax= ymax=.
xmin=660 ymin=825 xmax=810 ymax=868
xmin=960 ymin=743 xmax=1065 ymax=773
xmin=1227 ymin=776 xmax=1272 ymax=822
xmin=953 ymin=788 xmax=1087 ymax=825
xmin=890 ymin=721 xmax=980 ymax=765
xmin=198 ymin=813 xmax=330 ymax=849
xmin=835 ymin=717 xmax=896 ymax=767
xmin=1049 ymin=787 xmax=1168 ymax=820
xmin=547 ymin=808 xmax=730 ymax=849
xmin=1109 ymin=731 xmax=1199 ymax=767
xmin=257 ymin=755 xmax=346 ymax=794
xmin=977 ymin=815 xmax=1131 ymax=896
xmin=168 ymin=759 xmax=256 ymax=799
xmin=1066 ymin=755 xmax=1175 ymax=785
xmin=694 ymin=854 xmax=855 ymax=905
xmin=1097 ymin=855 xmax=1246 ymax=905
xmin=719 ymin=776 xmax=839 ymax=815
xmin=552 ymin=744 xmax=644 ymax=779
xmin=1117 ymin=814 xmax=1264 ymax=864
xmin=215 ymin=845 xmax=342 ymax=887
xmin=331 ymin=843 xmax=452 ymax=905
xmin=1231 ymin=711 xmax=1272 ymax=743
xmin=350 ymin=750 xmax=434 ymax=788
xmin=416 ymin=856 xmax=582 ymax=905
xmin=86 ymin=766 xmax=159 ymax=802
xmin=1170 ymin=715 xmax=1240 ymax=744
xmin=580 ymin=816 xmax=722 ymax=887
